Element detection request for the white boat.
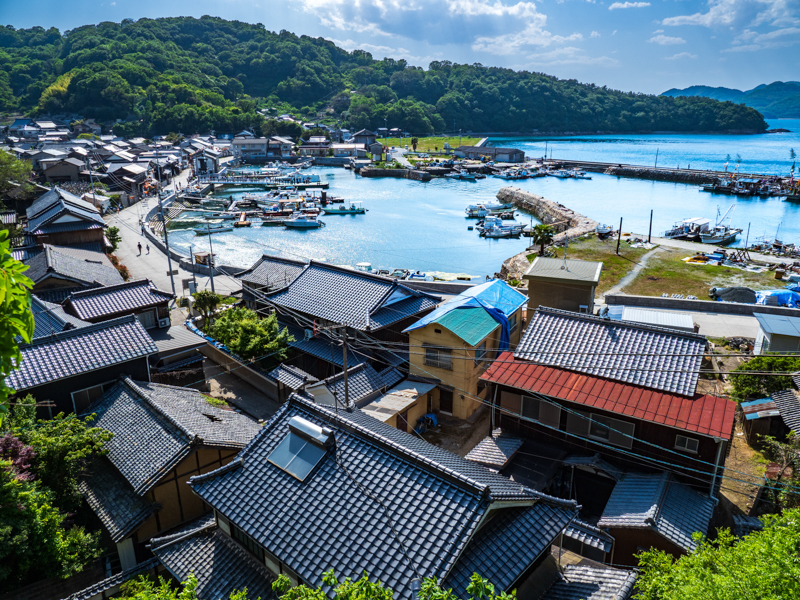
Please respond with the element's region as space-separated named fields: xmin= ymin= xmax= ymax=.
xmin=194 ymin=225 xmax=233 ymax=235
xmin=447 ymin=169 xmax=476 ymax=180
xmin=478 ymin=215 xmax=525 ymax=235
xmin=571 ymin=169 xmax=592 ymax=180
xmin=481 ymin=225 xmax=516 ymax=238
xmin=283 ymin=214 xmax=325 ymax=229
xmin=663 ymin=217 xmax=711 ymax=241
xmin=549 ymin=169 xmax=572 ymax=179
xmin=699 ymin=204 xmax=742 ymax=245
xmin=595 ymin=224 xmax=614 ymax=236
xmin=465 ymin=201 xmax=514 ymax=217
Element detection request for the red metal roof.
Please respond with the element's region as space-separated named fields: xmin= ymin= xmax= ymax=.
xmin=482 ymin=353 xmax=736 ymax=440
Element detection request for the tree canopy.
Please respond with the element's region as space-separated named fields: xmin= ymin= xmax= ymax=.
xmin=207 ymin=307 xmax=293 ymax=363
xmin=0 ymin=18 xmax=767 ymax=136
xmin=729 ymin=355 xmax=800 ymax=401
xmin=636 ymin=510 xmax=800 ymax=600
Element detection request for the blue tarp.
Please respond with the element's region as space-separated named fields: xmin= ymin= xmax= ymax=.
xmin=755 ymin=289 xmax=800 ymax=309
xmin=404 ymin=296 xmax=512 ymax=351
xmin=457 ymin=279 xmax=527 ymax=317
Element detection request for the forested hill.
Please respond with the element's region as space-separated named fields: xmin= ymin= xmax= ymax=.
xmin=0 ymin=17 xmax=767 ymax=136
xmin=663 ymin=82 xmax=800 ymax=119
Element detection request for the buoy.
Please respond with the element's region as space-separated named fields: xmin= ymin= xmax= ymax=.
xmin=468 ymin=226 xmax=474 ymax=231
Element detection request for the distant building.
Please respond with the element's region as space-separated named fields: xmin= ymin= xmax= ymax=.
xmin=352 ymin=129 xmax=377 ymax=146
xmin=455 ymin=146 xmax=525 ymax=163
xmin=25 ymin=188 xmax=108 ymax=247
xmin=523 ymin=256 xmax=602 ymax=314
xmin=230 ymin=136 xmax=294 ymax=161
xmin=754 ymin=313 xmax=800 ymax=355
xmin=43 ymin=157 xmax=84 ymax=183
xmin=297 ymin=136 xmax=330 ymax=157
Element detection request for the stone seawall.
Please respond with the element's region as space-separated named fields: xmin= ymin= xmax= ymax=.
xmin=359 ymin=168 xmax=432 ymax=181
xmin=604 ymin=166 xmax=719 ymax=185
xmin=496 ymin=187 xmax=599 ymax=280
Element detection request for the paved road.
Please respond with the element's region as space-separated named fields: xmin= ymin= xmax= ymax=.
xmin=647 ymin=235 xmax=790 ymax=266
xmin=105 ymin=171 xmax=241 ymax=297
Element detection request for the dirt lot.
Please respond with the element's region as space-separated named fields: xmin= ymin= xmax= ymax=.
xmin=421 ymin=408 xmax=492 ymax=457
xmin=718 ymin=423 xmax=769 ymax=526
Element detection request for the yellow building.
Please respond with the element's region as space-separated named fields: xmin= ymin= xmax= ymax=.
xmin=362 ymin=380 xmax=438 ymax=433
xmin=404 ymin=280 xmax=527 ymax=420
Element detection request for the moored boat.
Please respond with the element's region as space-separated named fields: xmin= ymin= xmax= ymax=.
xmin=283 ymin=214 xmax=325 ymax=229
xmin=321 ymin=201 xmax=367 ymax=215
xmin=194 ymin=225 xmax=233 ymax=236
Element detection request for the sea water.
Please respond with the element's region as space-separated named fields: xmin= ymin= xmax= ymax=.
xmin=167 ymin=119 xmax=800 ymax=278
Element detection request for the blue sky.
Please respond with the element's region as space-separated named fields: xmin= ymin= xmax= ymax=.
xmin=1 ymin=0 xmax=799 ymax=94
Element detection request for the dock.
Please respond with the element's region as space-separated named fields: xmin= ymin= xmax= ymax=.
xmin=197 ymin=175 xmax=329 ymax=189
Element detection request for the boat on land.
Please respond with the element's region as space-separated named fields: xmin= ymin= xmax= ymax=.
xmin=699 ymin=205 xmax=742 ymax=245
xmin=321 ymin=201 xmax=367 ymax=215
xmin=194 ymin=225 xmax=233 ymax=236
xmin=595 ymin=224 xmax=614 ymax=237
xmin=663 ymin=217 xmax=711 ymax=242
xmin=283 ymin=214 xmax=325 ymax=229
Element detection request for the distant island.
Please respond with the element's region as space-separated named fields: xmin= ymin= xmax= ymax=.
xmin=0 ymin=16 xmax=767 ymax=136
xmin=662 ymin=82 xmax=800 ymax=119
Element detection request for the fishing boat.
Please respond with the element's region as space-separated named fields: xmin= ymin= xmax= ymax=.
xmin=477 ymin=215 xmax=525 ymax=235
xmin=548 ymin=169 xmax=572 ymax=179
xmin=663 ymin=217 xmax=711 ymax=242
xmin=465 ymin=201 xmax=515 ymax=218
xmin=447 ymin=169 xmax=477 ymax=180
xmin=699 ymin=205 xmax=742 ymax=245
xmin=233 ymin=212 xmax=251 ymax=228
xmin=283 ymin=214 xmax=325 ymax=229
xmin=194 ymin=225 xmax=233 ymax=236
xmin=570 ymin=169 xmax=592 ymax=180
xmin=321 ymin=201 xmax=367 ymax=215
xmin=481 ymin=225 xmax=517 ymax=239
xmin=595 ymin=224 xmax=614 ymax=237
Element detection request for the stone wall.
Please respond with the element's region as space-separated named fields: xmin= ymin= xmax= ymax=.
xmin=604 ymin=166 xmax=720 ymax=185
xmin=359 ymin=168 xmax=432 ymax=181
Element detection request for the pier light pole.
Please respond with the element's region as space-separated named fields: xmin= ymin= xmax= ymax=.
xmin=206 ymin=224 xmax=216 ymax=293
xmin=648 ymin=210 xmax=653 ymax=244
xmin=615 ymin=217 xmax=623 ymax=256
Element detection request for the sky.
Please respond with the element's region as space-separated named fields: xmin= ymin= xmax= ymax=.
xmin=1 ymin=0 xmax=799 ymax=95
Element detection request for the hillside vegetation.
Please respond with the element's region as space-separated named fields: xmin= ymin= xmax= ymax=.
xmin=0 ymin=17 xmax=768 ymax=136
xmin=663 ymin=81 xmax=800 ymax=119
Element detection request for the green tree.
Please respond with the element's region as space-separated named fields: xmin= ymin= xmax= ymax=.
xmin=530 ymin=224 xmax=555 ymax=256
xmin=76 ymin=133 xmax=99 ymax=140
xmin=0 ymin=458 xmax=102 ymax=591
xmin=208 ymin=307 xmax=293 ymax=363
xmin=0 ymin=229 xmax=34 ymax=427
xmin=193 ymin=290 xmax=222 ymax=324
xmin=107 ymin=225 xmax=122 ymax=252
xmin=0 ymin=149 xmax=33 ymax=197
xmin=636 ymin=510 xmax=800 ymax=600
xmin=729 ymin=355 xmax=800 ymax=401
xmin=411 ymin=137 xmax=418 ymax=151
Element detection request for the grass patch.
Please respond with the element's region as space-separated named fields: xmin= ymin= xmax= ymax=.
xmin=548 ymin=236 xmax=651 ymax=297
xmin=203 ymin=395 xmax=228 ymax=407
xmin=400 ymin=136 xmax=480 ymax=153
xmin=621 ymin=248 xmax=778 ymax=298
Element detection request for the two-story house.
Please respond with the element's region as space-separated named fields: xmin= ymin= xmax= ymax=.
xmin=25 ymin=187 xmax=107 ymax=247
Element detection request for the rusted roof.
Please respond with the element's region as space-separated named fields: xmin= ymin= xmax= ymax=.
xmin=482 ymin=352 xmax=735 ymax=440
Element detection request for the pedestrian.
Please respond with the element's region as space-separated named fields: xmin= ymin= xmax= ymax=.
xmin=146 ymin=244 xmax=150 ymax=255
xmin=137 ymin=242 xmax=142 ymax=255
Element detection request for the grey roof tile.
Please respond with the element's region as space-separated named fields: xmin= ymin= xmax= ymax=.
xmin=514 ymin=307 xmax=707 ymax=396
xmin=772 ymin=389 xmax=800 ymax=434
xmin=319 ymin=362 xmax=392 ymax=407
xmin=64 ymin=279 xmax=174 ymax=320
xmin=598 ymin=472 xmax=714 ymax=551
xmin=25 ymin=246 xmax=123 ymax=287
xmin=281 ymin=321 xmax=363 ymax=366
xmin=378 ymin=366 xmax=405 ymax=388
xmin=189 ymin=395 xmax=571 ymax=599
xmin=268 ymin=364 xmax=318 ymax=389
xmin=30 ymin=295 xmax=90 ymax=338
xmin=78 ymin=457 xmax=157 ymax=542
xmin=564 ymin=520 xmax=614 ymax=553
xmin=732 ymin=514 xmax=763 ymax=537
xmin=26 ymin=187 xmax=105 ymax=233
xmin=85 ymin=378 xmax=261 ymax=494
xmin=237 ymin=254 xmax=306 ymax=289
xmin=266 ymin=262 xmax=440 ymax=332
xmin=465 ymin=428 xmax=523 ymax=470
xmin=151 ymin=518 xmax=275 ymax=600
xmin=792 ymin=371 xmax=800 ymax=390
xmin=7 ymin=316 xmax=157 ymax=391
xmin=447 ymin=498 xmax=577 ymax=593
xmin=62 ymin=557 xmax=161 ymax=600
xmin=541 ymin=565 xmax=637 ymax=600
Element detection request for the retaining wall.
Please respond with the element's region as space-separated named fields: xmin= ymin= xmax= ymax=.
xmin=359 ymin=168 xmax=432 ymax=181
xmin=605 ymin=166 xmax=720 ymax=185
xmin=605 ymin=293 xmax=800 ymax=317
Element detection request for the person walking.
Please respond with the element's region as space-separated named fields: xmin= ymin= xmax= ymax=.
xmin=146 ymin=244 xmax=150 ymax=255
xmin=137 ymin=242 xmax=142 ymax=255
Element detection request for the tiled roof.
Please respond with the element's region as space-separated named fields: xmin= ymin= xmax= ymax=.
xmin=26 ymin=187 xmax=105 ymax=233
xmin=378 ymin=366 xmax=404 ymax=389
xmin=237 ymin=254 xmax=306 ymax=289
xmin=30 ymin=295 xmax=90 ymax=338
xmin=598 ymin=472 xmax=715 ymax=552
xmin=150 ymin=517 xmax=275 ymax=600
xmin=447 ymin=498 xmax=577 ymax=593
xmin=62 ymin=557 xmax=160 ymax=600
xmin=564 ymin=520 xmax=615 ymax=553
xmin=25 ymin=246 xmax=123 ymax=287
xmin=563 ymin=454 xmax=625 ymax=481
xmin=515 ymin=307 xmax=707 ymax=397
xmin=85 ymin=378 xmax=261 ymax=494
xmin=318 ymin=362 xmax=394 ymax=407
xmin=78 ymin=457 xmax=157 ymax=542
xmin=266 ymin=262 xmax=440 ymax=331
xmin=541 ymin=565 xmax=637 ymax=600
xmin=268 ymin=364 xmax=318 ymax=389
xmin=281 ymin=321 xmax=363 ymax=366
xmin=34 ymin=221 xmax=104 ymax=235
xmin=732 ymin=514 xmax=763 ymax=537
xmin=483 ymin=352 xmax=735 ymax=439
xmin=772 ymin=389 xmax=800 ymax=434
xmin=190 ymin=395 xmax=573 ymax=599
xmin=465 ymin=429 xmax=524 ymax=470
xmin=64 ymin=279 xmax=174 ymax=320
xmin=792 ymin=371 xmax=800 ymax=390
xmin=7 ymin=316 xmax=156 ymax=391
xmin=524 ymin=257 xmax=603 ymax=284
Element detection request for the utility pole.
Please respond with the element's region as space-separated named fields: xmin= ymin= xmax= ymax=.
xmin=615 ymin=217 xmax=623 ymax=255
xmin=189 ymin=243 xmax=198 ymax=291
xmin=648 ymin=210 xmax=653 ymax=244
xmin=342 ymin=332 xmax=349 ymax=409
xmin=745 ymin=222 xmax=751 ymax=249
xmin=654 ymin=148 xmax=659 ymax=169
xmin=206 ymin=224 xmax=216 ymax=293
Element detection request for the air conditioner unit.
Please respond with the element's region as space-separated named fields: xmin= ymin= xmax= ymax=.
xmin=158 ymin=318 xmax=171 ymax=328
xmin=304 ymin=329 xmax=313 ymax=341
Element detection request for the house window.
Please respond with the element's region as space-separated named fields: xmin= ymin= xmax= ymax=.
xmin=230 ymin=522 xmax=265 ymax=562
xmin=424 ymin=344 xmax=452 ymax=370
xmin=509 ymin=313 xmax=518 ymax=334
xmin=566 ymin=410 xmax=592 ymax=436
xmin=588 ymin=414 xmax=635 ymax=449
xmin=70 ymin=381 xmax=115 ymax=414
xmin=474 ymin=342 xmax=489 ymax=367
xmin=521 ymin=396 xmax=562 ymax=428
xmin=675 ymin=435 xmax=700 ymax=453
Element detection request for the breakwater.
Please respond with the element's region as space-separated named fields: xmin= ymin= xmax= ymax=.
xmin=359 ymin=168 xmax=432 ymax=181
xmin=496 ymin=187 xmax=599 ymax=280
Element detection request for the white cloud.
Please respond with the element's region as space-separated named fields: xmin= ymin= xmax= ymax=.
xmin=725 ymin=24 xmax=800 ymax=50
xmin=590 ymin=30 xmax=601 ymax=37
xmin=326 ymin=38 xmax=435 ymax=63
xmin=665 ymin=51 xmax=698 ymax=58
xmin=608 ymin=1 xmax=651 ymax=9
xmin=526 ymin=46 xmax=619 ymax=66
xmin=649 ymin=34 xmax=687 ymax=44
xmin=663 ymin=0 xmax=800 ymax=29
xmin=722 ymin=43 xmax=764 ymax=51
xmin=652 ymin=29 xmax=664 ymax=33
xmin=612 ymin=29 xmax=618 ymax=35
